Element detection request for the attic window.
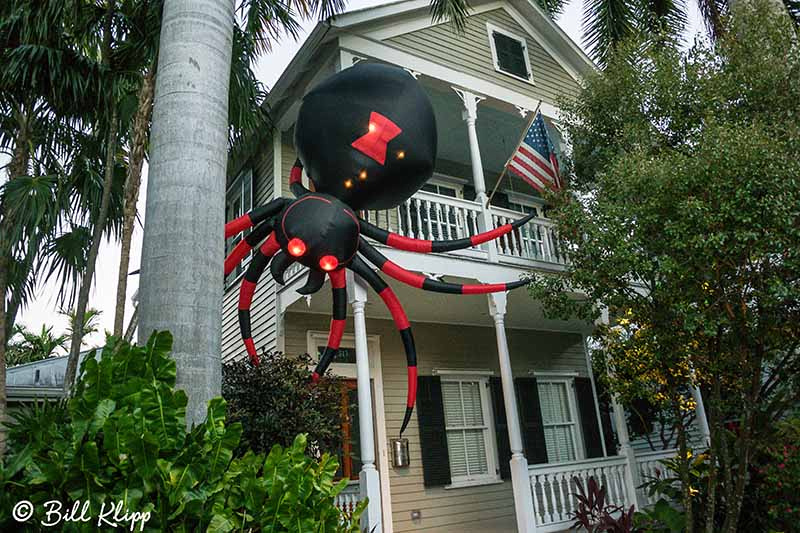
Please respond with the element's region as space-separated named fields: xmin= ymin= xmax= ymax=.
xmin=487 ymin=23 xmax=532 ymax=82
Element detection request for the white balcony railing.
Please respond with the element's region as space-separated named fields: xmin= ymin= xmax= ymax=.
xmin=362 ymin=190 xmax=567 ymax=266
xmin=334 ymin=481 xmax=361 ymax=515
xmin=635 ymin=448 xmax=677 ymax=506
xmin=528 ymin=455 xmax=634 ymax=530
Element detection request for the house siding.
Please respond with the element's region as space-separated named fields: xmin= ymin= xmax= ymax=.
xmin=280 ymin=131 xmax=298 ymax=198
xmin=222 ymin=136 xmax=278 ymax=362
xmin=283 ymin=311 xmax=587 ymax=532
xmin=385 ymin=8 xmax=578 ymax=107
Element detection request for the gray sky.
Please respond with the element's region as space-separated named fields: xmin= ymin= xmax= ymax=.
xmin=16 ymin=0 xmax=705 ymax=351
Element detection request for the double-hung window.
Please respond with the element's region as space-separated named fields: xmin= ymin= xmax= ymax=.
xmin=537 ymin=379 xmax=582 ymax=463
xmin=441 ymin=377 xmax=498 ymax=485
xmin=225 ymin=169 xmax=253 ymax=283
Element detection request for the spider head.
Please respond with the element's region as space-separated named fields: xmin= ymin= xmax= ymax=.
xmin=275 ymin=194 xmax=360 ymax=275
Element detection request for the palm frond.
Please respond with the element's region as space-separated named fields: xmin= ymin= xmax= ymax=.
xmin=429 ymin=0 xmax=471 ymax=32
xmin=583 ymin=0 xmax=638 ymax=65
xmin=534 ymin=0 xmax=569 ymax=18
xmin=638 ymin=0 xmax=687 ymax=40
xmin=695 ymin=0 xmax=729 ymax=40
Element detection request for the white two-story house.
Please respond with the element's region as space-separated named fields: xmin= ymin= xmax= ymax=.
xmin=221 ymin=1 xmax=703 ymax=532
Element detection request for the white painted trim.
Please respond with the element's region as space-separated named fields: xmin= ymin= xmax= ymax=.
xmin=272 ymin=128 xmax=282 ymax=198
xmin=338 ymin=34 xmax=561 ymax=119
xmin=434 ymin=368 xmax=495 ymax=376
xmin=439 ymin=374 xmax=502 ymax=486
xmin=486 ymin=22 xmax=535 ymax=86
xmin=528 ymin=370 xmax=579 ymax=377
xmin=305 ymin=329 xmax=393 ymax=531
xmin=363 ymin=1 xmax=505 ymax=40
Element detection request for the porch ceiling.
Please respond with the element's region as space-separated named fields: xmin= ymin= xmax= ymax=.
xmin=285 ymin=273 xmax=588 ymax=333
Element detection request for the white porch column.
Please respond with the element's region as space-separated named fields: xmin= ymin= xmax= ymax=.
xmin=347 ymin=271 xmax=382 ymax=533
xmin=610 ymin=393 xmax=642 ymax=507
xmin=453 ymin=87 xmax=499 ymax=262
xmin=488 ymin=292 xmax=536 ymax=533
xmin=691 ymin=384 xmax=711 ymax=447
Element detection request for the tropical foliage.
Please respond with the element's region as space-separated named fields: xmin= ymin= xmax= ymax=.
xmin=529 ymin=3 xmax=800 ymax=532
xmin=223 ymin=351 xmax=344 ymax=457
xmin=0 ymin=331 xmax=363 ymax=531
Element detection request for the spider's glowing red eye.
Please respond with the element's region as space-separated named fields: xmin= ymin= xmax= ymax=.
xmin=287 ymin=238 xmax=306 ymax=257
xmin=319 ymin=255 xmax=339 ymax=271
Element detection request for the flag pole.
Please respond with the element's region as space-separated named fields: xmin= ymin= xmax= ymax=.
xmin=485 ymin=101 xmax=541 ymax=208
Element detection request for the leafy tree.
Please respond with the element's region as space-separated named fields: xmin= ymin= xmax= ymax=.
xmin=528 ymin=3 xmax=800 ymax=532
xmin=5 ymin=325 xmax=68 ymax=366
xmin=0 ymin=331 xmax=363 ymax=531
xmin=223 ymin=351 xmax=344 ymax=458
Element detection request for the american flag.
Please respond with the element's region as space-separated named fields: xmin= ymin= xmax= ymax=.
xmin=506 ymin=112 xmax=561 ymax=193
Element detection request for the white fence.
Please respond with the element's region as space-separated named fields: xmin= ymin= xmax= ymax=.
xmin=634 ymin=448 xmax=678 ymax=506
xmin=334 ymin=481 xmax=361 ymax=515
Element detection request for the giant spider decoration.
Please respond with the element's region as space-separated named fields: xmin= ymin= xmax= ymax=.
xmin=224 ymin=63 xmax=534 ymax=436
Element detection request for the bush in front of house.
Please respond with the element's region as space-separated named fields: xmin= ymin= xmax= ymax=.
xmin=222 ymin=351 xmax=344 ymax=458
xmin=0 ymin=331 xmax=363 ymax=532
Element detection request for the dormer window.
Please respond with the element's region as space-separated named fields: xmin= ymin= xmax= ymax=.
xmin=487 ymin=23 xmax=533 ymax=83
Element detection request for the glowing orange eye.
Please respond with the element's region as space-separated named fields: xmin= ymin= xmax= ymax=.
xmin=287 ymin=238 xmax=306 ymax=257
xmin=319 ymin=255 xmax=339 ymax=271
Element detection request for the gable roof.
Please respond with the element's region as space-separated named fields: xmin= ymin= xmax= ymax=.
xmin=263 ymin=0 xmax=593 ymax=125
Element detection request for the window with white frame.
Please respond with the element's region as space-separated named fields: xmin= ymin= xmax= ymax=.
xmin=406 ymin=179 xmax=465 ymax=241
xmin=537 ymin=379 xmax=582 ymax=463
xmin=487 ymin=23 xmax=533 ymax=82
xmin=441 ymin=377 xmax=498 ymax=484
xmin=225 ymin=168 xmax=253 ymax=283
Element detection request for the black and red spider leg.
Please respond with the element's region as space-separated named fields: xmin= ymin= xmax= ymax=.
xmin=224 ymin=197 xmax=289 ymax=239
xmin=349 ymin=257 xmax=418 ymax=437
xmin=311 ymin=268 xmax=347 ymax=382
xmin=237 ymin=233 xmax=281 ymax=365
xmin=224 ymin=221 xmax=273 ymax=277
xmin=357 ymin=239 xmax=528 ymax=294
xmin=357 ymin=210 xmax=537 ymax=253
xmin=288 ymin=159 xmax=310 ymax=198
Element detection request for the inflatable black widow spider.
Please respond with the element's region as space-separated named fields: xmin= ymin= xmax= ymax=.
xmin=224 ymin=63 xmax=536 ymax=436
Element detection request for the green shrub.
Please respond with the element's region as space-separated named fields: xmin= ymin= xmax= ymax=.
xmin=222 ymin=352 xmax=344 ymax=458
xmin=0 ymin=331 xmax=363 ymax=532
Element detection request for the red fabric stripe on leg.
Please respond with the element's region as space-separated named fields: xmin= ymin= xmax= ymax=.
xmin=461 ymin=283 xmax=508 ymax=294
xmin=238 ymin=280 xmax=257 ymax=309
xmin=289 ymin=164 xmax=302 ymax=184
xmin=328 ymin=318 xmax=346 ymax=348
xmin=259 ymin=233 xmax=280 ymax=255
xmin=224 ymin=240 xmax=251 ymax=276
xmin=470 ymin=224 xmax=512 ymax=246
xmin=382 ymin=261 xmax=425 ymax=288
xmin=407 ymin=366 xmax=418 ymax=408
xmin=225 ymin=214 xmax=253 ymax=239
xmin=244 ymin=338 xmax=259 ymax=365
xmin=378 ymin=287 xmax=410 ymax=329
xmin=386 ymin=233 xmax=433 ymax=253
xmin=329 ymin=269 xmax=346 ymax=289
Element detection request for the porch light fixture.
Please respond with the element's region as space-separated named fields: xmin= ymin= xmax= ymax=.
xmin=391 ymin=437 xmax=410 ymax=468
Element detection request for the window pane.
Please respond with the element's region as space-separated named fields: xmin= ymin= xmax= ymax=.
xmin=461 ymin=382 xmax=484 ymax=426
xmin=544 ymin=425 xmax=576 ymax=463
xmin=442 ymin=382 xmax=464 ymax=427
xmin=464 ymin=429 xmax=488 ymax=475
xmin=447 ymin=430 xmax=468 ymax=477
xmin=493 ymin=32 xmax=529 ymax=78
xmin=538 ymin=382 xmax=571 ymax=424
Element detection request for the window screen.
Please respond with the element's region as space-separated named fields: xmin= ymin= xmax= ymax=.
xmin=442 ymin=380 xmax=491 ymax=479
xmin=492 ymin=31 xmax=530 ymax=79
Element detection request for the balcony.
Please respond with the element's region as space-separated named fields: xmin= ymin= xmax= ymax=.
xmin=361 ymin=189 xmax=567 ymax=268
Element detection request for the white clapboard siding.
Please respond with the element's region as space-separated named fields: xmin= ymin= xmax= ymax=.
xmin=283 ymin=311 xmax=588 ymax=532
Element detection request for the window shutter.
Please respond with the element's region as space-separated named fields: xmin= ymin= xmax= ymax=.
xmin=489 ymin=377 xmax=511 ymax=480
xmin=463 ymin=184 xmax=476 ymax=202
xmin=515 ymin=377 xmax=548 ymax=464
xmin=574 ymin=377 xmax=605 ymax=458
xmin=417 ymin=375 xmax=452 ymax=487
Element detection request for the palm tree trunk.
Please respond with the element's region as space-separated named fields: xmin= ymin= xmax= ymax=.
xmin=113 ymin=65 xmax=155 ymax=337
xmin=0 ymin=104 xmax=32 ymax=458
xmin=137 ymin=0 xmax=234 ymax=425
xmin=64 ymin=1 xmax=118 ymax=393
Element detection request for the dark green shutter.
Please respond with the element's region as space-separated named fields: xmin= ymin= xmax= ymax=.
xmin=463 ymin=184 xmax=476 ymax=202
xmin=492 ymin=32 xmax=530 ymax=79
xmin=575 ymin=377 xmax=605 ymax=458
xmin=594 ymin=377 xmax=618 ymax=454
xmin=489 ymin=377 xmax=512 ymax=479
xmin=515 ymin=377 xmax=548 ymax=464
xmin=416 ymin=376 xmax=451 ymax=487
